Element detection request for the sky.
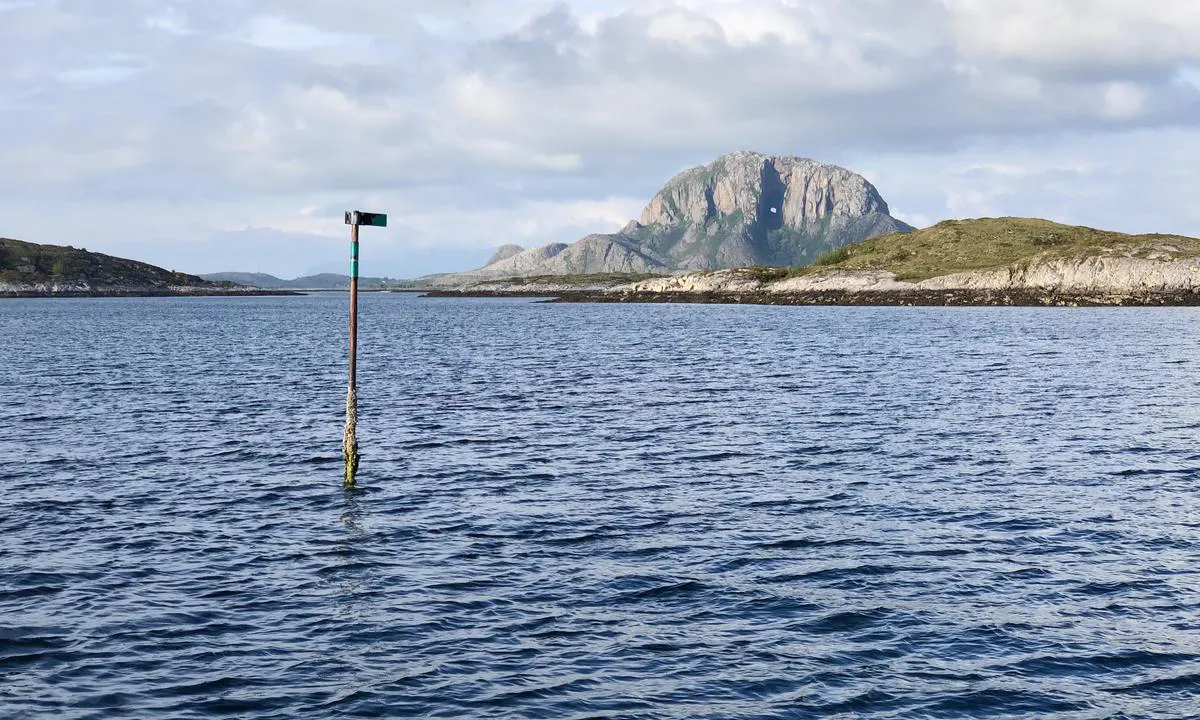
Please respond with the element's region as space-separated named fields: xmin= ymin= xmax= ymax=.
xmin=1 ymin=0 xmax=1199 ymax=279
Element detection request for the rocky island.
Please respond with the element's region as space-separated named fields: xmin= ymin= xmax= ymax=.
xmin=0 ymin=237 xmax=294 ymax=298
xmin=423 ymin=151 xmax=911 ymax=285
xmin=567 ymin=218 xmax=1200 ymax=306
xmin=425 ymin=151 xmax=1200 ymax=306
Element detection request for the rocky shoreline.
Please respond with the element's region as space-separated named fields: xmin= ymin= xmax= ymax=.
xmin=0 ymin=286 xmax=301 ymax=299
xmin=421 ymin=251 xmax=1200 ymax=307
xmin=422 ymin=287 xmax=1200 ymax=307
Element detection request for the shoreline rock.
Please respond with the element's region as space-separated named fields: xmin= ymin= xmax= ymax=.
xmin=0 ymin=283 xmax=301 ymax=298
xmin=421 ymin=287 xmax=1200 ymax=307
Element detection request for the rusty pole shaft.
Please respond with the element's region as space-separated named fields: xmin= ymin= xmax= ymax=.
xmin=349 ymin=222 xmax=359 ymax=390
xmin=343 ymin=221 xmax=360 ymax=488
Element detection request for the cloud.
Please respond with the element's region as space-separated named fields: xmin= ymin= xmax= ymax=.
xmin=434 ymin=0 xmax=1200 ymax=163
xmin=1 ymin=0 xmax=1199 ymax=277
xmin=947 ymin=0 xmax=1200 ymax=75
xmin=852 ymin=127 xmax=1200 ymax=238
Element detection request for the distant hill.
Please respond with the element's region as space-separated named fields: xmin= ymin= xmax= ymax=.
xmin=797 ymin=217 xmax=1200 ymax=282
xmin=201 ymin=271 xmax=417 ymax=290
xmin=203 ymin=272 xmax=289 ymax=288
xmin=483 ymin=244 xmax=525 ymax=266
xmin=427 ymin=150 xmax=912 ymax=285
xmin=0 ymin=237 xmax=275 ymax=297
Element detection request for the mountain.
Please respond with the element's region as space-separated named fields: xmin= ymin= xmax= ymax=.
xmin=628 ymin=150 xmax=911 ymax=269
xmin=203 ymin=272 xmax=289 ymax=288
xmin=484 ymin=244 xmax=525 ymax=266
xmin=200 ymin=272 xmax=412 ymax=289
xmin=430 ymin=150 xmax=912 ymax=285
xmin=0 ymin=237 xmax=259 ymax=297
xmin=280 ymin=273 xmax=359 ymax=290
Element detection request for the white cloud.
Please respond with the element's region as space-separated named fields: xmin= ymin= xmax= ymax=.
xmin=394 ymin=196 xmax=645 ymax=251
xmin=1102 ymin=82 xmax=1147 ymax=119
xmin=893 ymin=212 xmax=933 ymax=229
xmin=947 ymin=0 xmax=1200 ymax=70
xmin=850 ymin=127 xmax=1200 ymax=238
xmin=237 ymin=16 xmax=361 ymax=51
xmin=645 ymin=8 xmax=722 ymax=49
xmin=1 ymin=0 xmax=1199 ymax=277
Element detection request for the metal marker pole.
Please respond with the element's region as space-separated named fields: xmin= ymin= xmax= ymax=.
xmin=343 ymin=218 xmax=360 ymax=488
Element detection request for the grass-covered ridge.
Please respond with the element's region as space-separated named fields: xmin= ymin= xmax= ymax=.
xmin=0 ymin=237 xmax=226 ymax=288
xmin=799 ymin=217 xmax=1200 ymax=282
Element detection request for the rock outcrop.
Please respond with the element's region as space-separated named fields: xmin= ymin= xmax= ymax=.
xmin=444 ymin=243 xmax=569 ymax=282
xmin=626 ymin=151 xmax=910 ymax=270
xmin=427 ymin=151 xmax=911 ymax=285
xmin=484 ymin=244 xmax=525 ymax=266
xmin=918 ymin=256 xmax=1200 ymax=293
xmin=616 ymin=256 xmax=1200 ymax=296
xmin=432 ymin=236 xmax=669 ymax=283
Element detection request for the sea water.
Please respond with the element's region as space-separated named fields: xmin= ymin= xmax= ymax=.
xmin=3 ymin=294 xmax=1200 ymax=718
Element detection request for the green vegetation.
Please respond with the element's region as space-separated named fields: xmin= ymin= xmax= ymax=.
xmin=796 ymin=217 xmax=1200 ymax=281
xmin=0 ymin=237 xmax=222 ymax=288
xmin=814 ymin=246 xmax=851 ymax=266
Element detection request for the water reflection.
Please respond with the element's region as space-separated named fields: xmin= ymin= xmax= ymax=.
xmin=331 ymin=488 xmax=372 ymax=621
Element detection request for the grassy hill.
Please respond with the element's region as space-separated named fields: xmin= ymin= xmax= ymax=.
xmin=0 ymin=237 xmax=226 ymax=289
xmin=798 ymin=217 xmax=1200 ymax=281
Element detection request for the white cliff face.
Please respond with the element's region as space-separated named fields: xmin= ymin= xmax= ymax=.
xmin=918 ymin=256 xmax=1200 ymax=292
xmin=604 ymin=256 xmax=1200 ymax=295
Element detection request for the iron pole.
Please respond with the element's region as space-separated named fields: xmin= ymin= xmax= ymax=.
xmin=343 ymin=220 xmax=360 ymax=488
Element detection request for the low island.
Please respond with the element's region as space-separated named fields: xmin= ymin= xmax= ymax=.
xmin=424 ymin=218 xmax=1200 ymax=307
xmin=0 ymin=237 xmax=297 ymax=298
xmin=609 ymin=215 xmax=1200 ymax=306
xmin=420 ymin=213 xmax=1200 ymax=303
xmin=419 ymin=152 xmax=1200 ymax=307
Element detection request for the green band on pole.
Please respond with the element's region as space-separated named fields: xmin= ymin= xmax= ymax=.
xmin=350 ymin=258 xmax=359 ymax=277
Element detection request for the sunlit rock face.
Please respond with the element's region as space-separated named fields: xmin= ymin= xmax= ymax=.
xmin=430 ymin=151 xmax=911 ymax=285
xmin=626 ymin=150 xmax=911 ymax=270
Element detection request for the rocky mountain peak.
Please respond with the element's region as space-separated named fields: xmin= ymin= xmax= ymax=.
xmin=639 ymin=151 xmax=891 ymax=230
xmin=484 ymin=244 xmax=525 ymax=266
xmin=426 ymin=150 xmax=911 ymax=285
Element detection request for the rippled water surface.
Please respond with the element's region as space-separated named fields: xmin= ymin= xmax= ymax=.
xmin=3 ymin=294 xmax=1200 ymax=718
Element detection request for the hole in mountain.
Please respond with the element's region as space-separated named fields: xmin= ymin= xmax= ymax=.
xmin=757 ymin=163 xmax=785 ymax=231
